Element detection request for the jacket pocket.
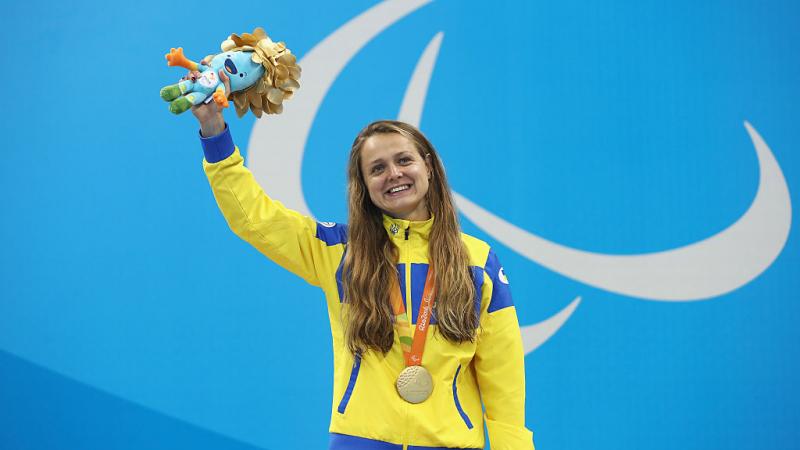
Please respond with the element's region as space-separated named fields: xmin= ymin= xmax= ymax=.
xmin=337 ymin=353 xmax=362 ymax=414
xmin=452 ymin=364 xmax=474 ymax=429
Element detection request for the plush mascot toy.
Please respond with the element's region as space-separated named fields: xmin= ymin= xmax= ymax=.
xmin=160 ymin=27 xmax=300 ymax=118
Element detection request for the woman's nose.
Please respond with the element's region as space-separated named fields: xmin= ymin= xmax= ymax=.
xmin=387 ymin=164 xmax=402 ymax=179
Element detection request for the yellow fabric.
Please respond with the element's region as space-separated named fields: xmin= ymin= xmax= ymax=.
xmin=204 ymin=148 xmax=535 ymax=449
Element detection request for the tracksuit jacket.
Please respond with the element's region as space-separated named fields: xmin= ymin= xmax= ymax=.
xmin=200 ymin=126 xmax=535 ymax=450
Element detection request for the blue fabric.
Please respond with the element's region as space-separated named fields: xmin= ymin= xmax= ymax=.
xmin=408 ymin=264 xmax=483 ymax=324
xmin=337 ymin=263 xmax=483 ymax=322
xmin=408 ymin=446 xmax=481 ymax=450
xmin=328 ymin=433 xmax=481 ymax=450
xmin=315 ymin=222 xmax=348 ymax=246
xmin=485 ymin=250 xmax=514 ymax=313
xmin=397 ymin=264 xmax=406 ymax=305
xmin=329 ymin=434 xmax=401 ymax=450
xmin=199 ymin=124 xmax=235 ymax=163
xmin=337 ymin=261 xmax=406 ymax=305
xmin=452 ymin=365 xmax=474 ymax=429
xmin=410 ymin=263 xmax=437 ymax=325
xmin=336 ymin=354 xmax=361 ymax=414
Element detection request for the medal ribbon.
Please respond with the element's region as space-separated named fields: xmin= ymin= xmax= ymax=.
xmin=389 ymin=267 xmax=436 ymax=367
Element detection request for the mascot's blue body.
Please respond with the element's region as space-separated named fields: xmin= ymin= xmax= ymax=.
xmin=160 ymin=48 xmax=265 ymax=114
xmin=160 ymin=27 xmax=300 ymax=118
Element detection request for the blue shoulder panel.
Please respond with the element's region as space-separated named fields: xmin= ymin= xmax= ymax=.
xmin=485 ymin=249 xmax=514 ymax=313
xmin=315 ymin=222 xmax=348 ymax=246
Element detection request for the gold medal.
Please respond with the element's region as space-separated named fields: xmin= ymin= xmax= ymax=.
xmin=396 ymin=365 xmax=433 ymax=403
xmin=390 ymin=264 xmax=437 ymax=404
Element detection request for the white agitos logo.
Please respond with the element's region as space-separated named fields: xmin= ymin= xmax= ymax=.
xmin=247 ymin=0 xmax=792 ymax=354
xmin=498 ymin=268 xmax=509 ymax=285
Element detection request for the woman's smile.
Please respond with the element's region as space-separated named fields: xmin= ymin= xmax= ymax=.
xmin=385 ymin=183 xmax=412 ymax=196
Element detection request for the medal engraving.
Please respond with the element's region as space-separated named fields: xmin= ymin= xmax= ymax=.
xmin=396 ymin=365 xmax=433 ymax=403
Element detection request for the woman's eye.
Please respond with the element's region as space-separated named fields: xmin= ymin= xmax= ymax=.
xmin=399 ymin=157 xmax=411 ymax=164
xmin=371 ymin=165 xmax=383 ymax=174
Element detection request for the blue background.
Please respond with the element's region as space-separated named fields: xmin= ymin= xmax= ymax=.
xmin=1 ymin=0 xmax=799 ymax=449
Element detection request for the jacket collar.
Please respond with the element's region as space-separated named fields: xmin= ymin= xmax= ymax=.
xmin=382 ymin=214 xmax=434 ymax=242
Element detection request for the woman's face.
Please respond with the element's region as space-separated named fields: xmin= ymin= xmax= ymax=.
xmin=359 ymin=133 xmax=431 ymax=221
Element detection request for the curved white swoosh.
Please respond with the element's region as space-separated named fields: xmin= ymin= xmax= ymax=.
xmin=522 ymin=297 xmax=581 ymax=354
xmin=400 ymin=32 xmax=579 ymax=351
xmin=456 ymin=122 xmax=792 ymax=301
xmin=248 ymin=0 xmax=432 ymax=217
xmin=398 ymin=32 xmax=443 ymax=125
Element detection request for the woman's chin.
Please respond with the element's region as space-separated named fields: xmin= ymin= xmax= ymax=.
xmin=381 ymin=199 xmax=414 ymax=216
xmin=377 ymin=193 xmax=428 ymax=220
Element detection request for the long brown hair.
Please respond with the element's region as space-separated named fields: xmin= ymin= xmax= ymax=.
xmin=342 ymin=120 xmax=478 ymax=355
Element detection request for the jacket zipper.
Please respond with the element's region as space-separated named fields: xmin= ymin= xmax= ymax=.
xmin=403 ymin=226 xmax=412 ymax=330
xmin=402 ymin=225 xmax=411 ymax=445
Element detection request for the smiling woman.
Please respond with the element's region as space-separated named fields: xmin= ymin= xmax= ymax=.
xmin=358 ymin=132 xmax=432 ymax=221
xmin=196 ymin=109 xmax=535 ymax=449
xmin=343 ymin=121 xmax=479 ymax=356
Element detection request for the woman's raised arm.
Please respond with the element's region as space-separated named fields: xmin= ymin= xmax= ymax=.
xmin=192 ymin=69 xmax=347 ymax=289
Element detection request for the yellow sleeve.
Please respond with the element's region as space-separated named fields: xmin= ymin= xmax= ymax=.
xmin=203 ymin=147 xmax=344 ymax=287
xmin=474 ymin=251 xmax=535 ymax=450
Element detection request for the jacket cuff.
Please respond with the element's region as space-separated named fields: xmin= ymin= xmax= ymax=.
xmin=200 ymin=124 xmax=235 ymax=163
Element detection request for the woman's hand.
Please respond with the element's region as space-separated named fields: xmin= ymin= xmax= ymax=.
xmin=186 ymin=57 xmax=232 ymax=137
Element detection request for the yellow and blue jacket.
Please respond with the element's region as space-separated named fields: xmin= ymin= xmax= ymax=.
xmin=201 ymin=127 xmax=535 ymax=450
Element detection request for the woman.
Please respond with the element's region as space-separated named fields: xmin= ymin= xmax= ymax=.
xmin=193 ymin=69 xmax=535 ymax=450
